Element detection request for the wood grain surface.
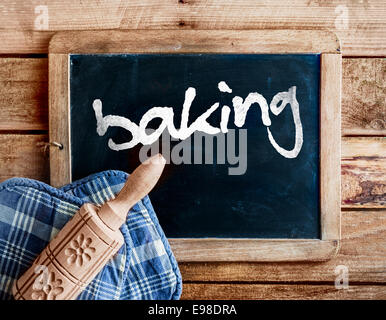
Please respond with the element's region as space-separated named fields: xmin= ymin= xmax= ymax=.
xmin=181 ymin=283 xmax=386 ymax=300
xmin=0 ymin=0 xmax=385 ymax=55
xmin=342 ymin=58 xmax=386 ymax=136
xmin=0 ymin=134 xmax=48 ymax=181
xmin=48 ymin=53 xmax=70 ymax=187
xmin=320 ymin=53 xmax=341 ymax=240
xmin=0 ymin=0 xmax=384 ymax=299
xmin=0 ymin=58 xmax=47 ymax=130
xmin=342 ymin=137 xmax=386 ymax=208
xmin=48 ymin=29 xmax=340 ymax=54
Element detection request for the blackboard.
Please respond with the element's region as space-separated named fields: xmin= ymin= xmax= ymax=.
xmin=69 ymin=53 xmax=320 ymax=239
xmin=49 ymin=30 xmax=341 ymax=261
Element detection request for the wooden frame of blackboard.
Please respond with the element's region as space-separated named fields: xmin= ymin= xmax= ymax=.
xmin=49 ymin=30 xmax=341 ymax=262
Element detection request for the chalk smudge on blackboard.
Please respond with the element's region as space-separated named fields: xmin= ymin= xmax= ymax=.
xmin=218 ymin=81 xmax=233 ymax=93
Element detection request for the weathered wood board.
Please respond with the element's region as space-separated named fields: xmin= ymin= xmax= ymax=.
xmin=181 ymin=283 xmax=386 ymax=300
xmin=0 ymin=0 xmax=386 ymax=56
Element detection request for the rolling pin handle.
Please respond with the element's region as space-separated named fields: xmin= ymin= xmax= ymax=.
xmin=97 ymin=202 xmax=126 ymax=231
xmin=98 ymin=153 xmax=166 ymax=231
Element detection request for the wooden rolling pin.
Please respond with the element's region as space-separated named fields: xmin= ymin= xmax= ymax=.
xmin=13 ymin=154 xmax=166 ymax=300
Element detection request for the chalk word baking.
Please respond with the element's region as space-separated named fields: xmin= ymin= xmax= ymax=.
xmin=92 ymin=82 xmax=303 ymax=159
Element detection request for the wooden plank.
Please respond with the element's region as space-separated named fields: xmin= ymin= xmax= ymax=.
xmin=342 ymin=159 xmax=385 ymax=208
xmin=342 ymin=58 xmax=386 ymax=136
xmin=0 ymin=58 xmax=48 ymax=130
xmin=180 ymin=209 xmax=386 ymax=283
xmin=0 ymin=0 xmax=385 ymax=55
xmin=0 ymin=134 xmax=49 ymax=182
xmin=0 ymin=58 xmax=384 ymax=135
xmin=181 ymin=283 xmax=386 ymax=300
xmin=49 ymin=54 xmax=70 ymax=187
xmin=0 ymin=58 xmax=47 ymax=82
xmin=342 ymin=137 xmax=386 ymax=208
xmin=170 ymin=239 xmax=338 ymax=262
xmin=0 ymin=31 xmax=53 ymax=54
xmin=342 ymin=137 xmax=386 ymax=158
xmin=48 ymin=30 xmax=340 ymax=54
xmin=320 ymin=53 xmax=341 ymax=240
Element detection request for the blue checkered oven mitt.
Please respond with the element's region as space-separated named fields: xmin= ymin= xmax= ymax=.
xmin=0 ymin=170 xmax=182 ymax=300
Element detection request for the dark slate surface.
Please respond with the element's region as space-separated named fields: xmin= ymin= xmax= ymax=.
xmin=70 ymin=53 xmax=320 ymax=238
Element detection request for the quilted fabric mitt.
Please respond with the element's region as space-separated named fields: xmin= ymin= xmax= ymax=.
xmin=0 ymin=170 xmax=182 ymax=300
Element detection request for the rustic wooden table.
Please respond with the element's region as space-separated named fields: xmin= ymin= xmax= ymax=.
xmin=0 ymin=1 xmax=384 ymax=299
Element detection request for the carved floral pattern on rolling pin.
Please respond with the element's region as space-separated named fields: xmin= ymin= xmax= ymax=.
xmin=32 ymin=271 xmax=64 ymax=300
xmin=65 ymin=234 xmax=96 ymax=267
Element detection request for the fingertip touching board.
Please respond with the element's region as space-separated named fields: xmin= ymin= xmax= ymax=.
xmin=49 ymin=30 xmax=341 ymax=261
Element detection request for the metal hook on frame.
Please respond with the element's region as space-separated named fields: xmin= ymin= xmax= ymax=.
xmin=43 ymin=141 xmax=63 ymax=154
